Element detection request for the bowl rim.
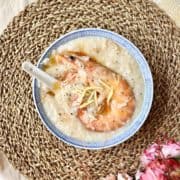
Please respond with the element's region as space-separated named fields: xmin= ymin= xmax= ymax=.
xmin=33 ymin=28 xmax=153 ymax=150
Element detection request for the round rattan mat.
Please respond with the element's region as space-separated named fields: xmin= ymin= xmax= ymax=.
xmin=0 ymin=0 xmax=180 ymax=179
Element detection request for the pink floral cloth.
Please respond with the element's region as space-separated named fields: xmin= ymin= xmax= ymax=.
xmin=103 ymin=139 xmax=180 ymax=180
xmin=137 ymin=140 xmax=180 ymax=180
xmin=140 ymin=140 xmax=180 ymax=166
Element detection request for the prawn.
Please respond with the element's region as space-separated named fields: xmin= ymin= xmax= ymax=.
xmin=77 ymin=75 xmax=135 ymax=132
xmin=47 ymin=51 xmax=135 ymax=132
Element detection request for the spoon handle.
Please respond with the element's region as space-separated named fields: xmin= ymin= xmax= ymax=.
xmin=22 ymin=61 xmax=58 ymax=89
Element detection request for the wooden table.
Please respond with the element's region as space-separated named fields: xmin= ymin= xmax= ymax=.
xmin=0 ymin=0 xmax=179 ymax=179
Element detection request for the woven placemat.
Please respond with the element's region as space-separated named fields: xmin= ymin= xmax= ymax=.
xmin=0 ymin=0 xmax=180 ymax=179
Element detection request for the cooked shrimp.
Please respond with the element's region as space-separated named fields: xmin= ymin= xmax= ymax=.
xmin=77 ymin=75 xmax=135 ymax=132
xmin=46 ymin=51 xmax=135 ymax=132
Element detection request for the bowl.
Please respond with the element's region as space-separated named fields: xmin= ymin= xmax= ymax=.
xmin=33 ymin=28 xmax=153 ymax=149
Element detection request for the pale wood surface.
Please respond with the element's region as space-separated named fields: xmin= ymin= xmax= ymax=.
xmin=0 ymin=0 xmax=179 ymax=179
xmin=152 ymin=0 xmax=180 ymax=27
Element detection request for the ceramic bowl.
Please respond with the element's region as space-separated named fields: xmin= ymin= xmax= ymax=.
xmin=33 ymin=28 xmax=153 ymax=149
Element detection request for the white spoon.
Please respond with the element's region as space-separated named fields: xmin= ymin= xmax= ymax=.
xmin=22 ymin=61 xmax=59 ymax=89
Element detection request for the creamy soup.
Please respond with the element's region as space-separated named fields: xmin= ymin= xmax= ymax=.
xmin=40 ymin=37 xmax=144 ymax=142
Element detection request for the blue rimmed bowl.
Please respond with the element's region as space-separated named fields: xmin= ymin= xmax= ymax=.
xmin=33 ymin=28 xmax=153 ymax=149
